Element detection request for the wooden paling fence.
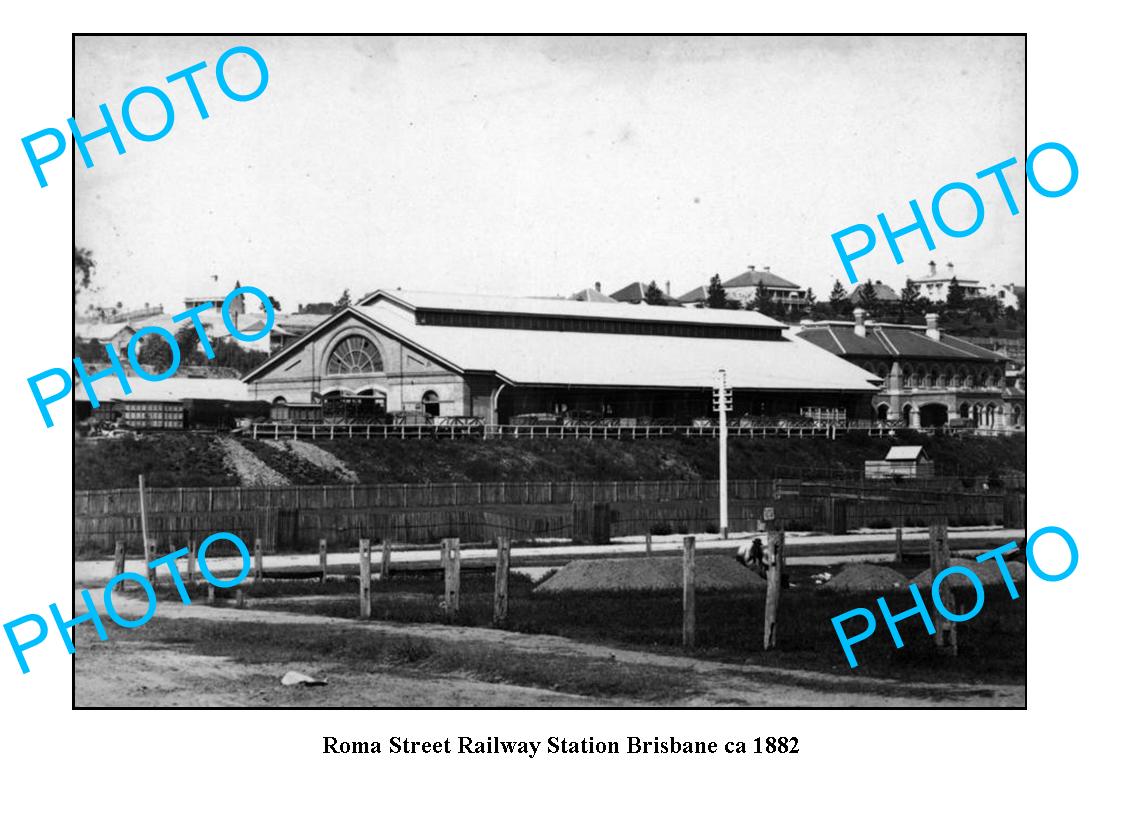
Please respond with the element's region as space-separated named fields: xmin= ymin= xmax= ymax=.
xmin=74 ymin=476 xmax=1023 ymax=556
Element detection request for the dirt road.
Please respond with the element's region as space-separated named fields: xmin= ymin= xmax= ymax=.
xmin=74 ymin=592 xmax=1024 ymax=708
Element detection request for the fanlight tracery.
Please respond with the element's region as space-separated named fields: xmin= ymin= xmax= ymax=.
xmin=327 ymin=335 xmax=383 ymax=375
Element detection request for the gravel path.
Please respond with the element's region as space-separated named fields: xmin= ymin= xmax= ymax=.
xmin=263 ymin=439 xmax=359 ymax=483
xmin=215 ymin=437 xmax=290 ymax=487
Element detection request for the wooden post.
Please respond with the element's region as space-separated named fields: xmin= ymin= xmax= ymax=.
xmin=138 ymin=474 xmax=151 ymax=573
xmin=207 ymin=585 xmax=215 ymax=605
xmin=112 ymin=541 xmax=126 ymax=586
xmin=895 ymin=527 xmax=904 ymax=564
xmin=186 ymin=539 xmax=197 ymax=584
xmin=253 ymin=538 xmax=264 ymax=584
xmin=763 ymin=528 xmax=784 ymax=650
xmin=442 ymin=537 xmax=461 ymax=621
xmin=145 ymin=538 xmax=156 ymax=585
xmin=358 ymin=538 xmax=372 ymax=619
xmin=380 ymin=539 xmax=392 ymax=582
xmin=929 ymin=519 xmax=957 ymax=655
xmin=235 ymin=588 xmax=245 ymax=609
xmin=493 ymin=537 xmax=511 ymax=626
xmin=319 ymin=538 xmax=328 ymax=584
xmin=682 ymin=536 xmax=696 ymax=649
xmin=645 ymin=532 xmax=653 ymax=556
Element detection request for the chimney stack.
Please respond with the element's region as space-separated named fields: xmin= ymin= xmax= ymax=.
xmin=764 ymin=265 xmax=771 ymax=273
xmin=928 ymin=260 xmax=937 ymax=276
xmin=947 ymin=262 xmax=955 ymax=275
xmin=595 ymin=282 xmax=601 ymax=292
xmin=665 ymin=280 xmax=671 ymax=296
xmin=853 ymin=307 xmax=867 ymax=337
xmin=925 ymin=312 xmax=940 ymax=341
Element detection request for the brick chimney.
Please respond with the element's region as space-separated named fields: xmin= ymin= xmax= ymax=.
xmin=947 ymin=262 xmax=955 ymax=275
xmin=747 ymin=264 xmax=755 ymax=272
xmin=595 ymin=282 xmax=601 ymax=292
xmin=928 ymin=260 xmax=937 ymax=277
xmin=853 ymin=307 xmax=867 ymax=337
xmin=764 ymin=266 xmax=771 ymax=273
xmin=926 ymin=312 xmax=940 ymax=341
xmin=665 ymin=280 xmax=671 ymax=296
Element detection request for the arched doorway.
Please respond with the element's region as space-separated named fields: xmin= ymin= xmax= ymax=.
xmin=876 ymin=403 xmax=889 ymax=422
xmin=422 ymin=390 xmax=441 ymax=418
xmin=902 ymin=404 xmax=913 ymax=427
xmin=1012 ymin=405 xmax=1023 ymax=426
xmin=972 ymin=404 xmax=981 ymax=425
xmin=959 ymin=403 xmax=970 ymax=419
xmin=919 ymin=403 xmax=948 ymax=428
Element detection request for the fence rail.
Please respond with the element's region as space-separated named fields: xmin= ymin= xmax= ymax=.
xmin=244 ymin=422 xmax=1027 ymax=441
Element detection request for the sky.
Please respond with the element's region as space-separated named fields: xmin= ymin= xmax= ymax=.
xmin=74 ymin=35 xmax=1025 ymax=315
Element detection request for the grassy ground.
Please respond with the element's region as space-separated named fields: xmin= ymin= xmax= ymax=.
xmin=91 ymin=615 xmax=698 ymax=703
xmin=76 ymin=431 xmax=1026 ymax=489
xmin=136 ymin=557 xmax=1026 ymax=687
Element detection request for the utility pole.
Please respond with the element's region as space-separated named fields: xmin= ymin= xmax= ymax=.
xmin=713 ymin=369 xmax=732 ymax=539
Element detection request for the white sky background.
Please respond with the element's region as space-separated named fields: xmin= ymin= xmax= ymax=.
xmin=74 ymin=35 xmax=1025 ymax=314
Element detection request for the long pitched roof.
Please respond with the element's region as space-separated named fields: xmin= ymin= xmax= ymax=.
xmin=609 ymin=281 xmax=681 ymax=305
xmin=76 ymin=322 xmax=133 ymax=341
xmin=849 ymin=283 xmax=900 ymax=302
xmin=570 ymin=287 xmax=618 ymax=303
xmin=723 ymin=269 xmax=803 ymax=290
xmin=359 ymin=288 xmax=783 ymax=328
xmin=76 ymin=376 xmax=250 ymax=403
xmin=246 ymin=291 xmax=879 ymax=393
xmin=797 ymin=322 xmax=1007 ymax=362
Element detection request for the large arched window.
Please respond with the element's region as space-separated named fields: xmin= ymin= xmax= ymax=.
xmin=422 ymin=390 xmax=440 ymax=417
xmin=327 ymin=335 xmax=383 ymax=375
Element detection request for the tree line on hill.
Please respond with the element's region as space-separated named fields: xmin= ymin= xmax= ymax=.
xmin=638 ymin=274 xmax=1024 ymax=336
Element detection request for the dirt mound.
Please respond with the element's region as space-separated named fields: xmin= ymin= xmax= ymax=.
xmin=912 ymin=557 xmax=1027 ymax=589
xmin=534 ymin=556 xmax=765 ymax=594
xmin=821 ymin=564 xmax=908 ymax=593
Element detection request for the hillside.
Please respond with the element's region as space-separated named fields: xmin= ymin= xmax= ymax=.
xmin=74 ymin=431 xmax=1026 ymax=490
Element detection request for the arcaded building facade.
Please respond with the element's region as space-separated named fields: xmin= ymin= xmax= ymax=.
xmin=798 ymin=309 xmax=1022 ymax=430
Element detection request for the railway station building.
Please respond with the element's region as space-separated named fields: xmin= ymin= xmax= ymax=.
xmin=242 ymin=290 xmax=880 ymax=424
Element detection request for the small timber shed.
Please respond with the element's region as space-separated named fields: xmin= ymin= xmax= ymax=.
xmin=864 ymin=445 xmax=935 ymax=480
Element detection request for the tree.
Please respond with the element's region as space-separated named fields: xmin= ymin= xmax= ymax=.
xmin=802 ymin=288 xmax=817 ymax=318
xmin=643 ymin=280 xmax=667 ymax=306
xmin=946 ymin=277 xmax=966 ymax=309
xmin=135 ymin=332 xmax=173 ymax=375
xmin=705 ymin=275 xmax=728 ymax=309
xmin=211 ymin=338 xmax=271 ymax=375
xmin=857 ymin=279 xmax=879 ymax=312
xmin=828 ymin=279 xmax=849 ymax=316
xmin=74 ymin=246 xmax=96 ymax=309
xmin=174 ymin=324 xmax=207 ymax=367
xmin=899 ymin=278 xmax=920 ymax=313
xmin=753 ymin=282 xmax=775 ymax=316
xmin=332 ymin=289 xmax=352 ymax=314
